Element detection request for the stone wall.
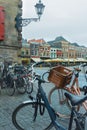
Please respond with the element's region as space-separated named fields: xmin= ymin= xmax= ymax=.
xmin=0 ymin=0 xmax=22 ymax=63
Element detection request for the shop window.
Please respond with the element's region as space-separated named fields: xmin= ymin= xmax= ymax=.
xmin=21 ymin=51 xmax=24 ymax=55
xmin=26 ymin=50 xmax=28 ymax=55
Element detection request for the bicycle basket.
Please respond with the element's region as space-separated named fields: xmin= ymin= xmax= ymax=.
xmin=48 ymin=65 xmax=73 ymax=88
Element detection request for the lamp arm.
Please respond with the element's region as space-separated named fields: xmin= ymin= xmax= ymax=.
xmin=22 ymin=18 xmax=39 ymax=26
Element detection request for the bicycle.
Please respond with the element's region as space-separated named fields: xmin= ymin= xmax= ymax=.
xmin=5 ymin=62 xmax=43 ymax=96
xmin=46 ymin=65 xmax=87 ymax=118
xmin=12 ymin=61 xmax=87 ymax=130
xmin=26 ymin=61 xmax=50 ymax=93
xmin=1 ymin=65 xmax=18 ymax=96
xmin=13 ymin=64 xmax=34 ymax=94
xmin=80 ymin=63 xmax=87 ymax=95
xmin=2 ymin=64 xmax=33 ymax=96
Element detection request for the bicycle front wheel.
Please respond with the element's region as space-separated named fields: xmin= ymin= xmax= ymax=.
xmin=48 ymin=87 xmax=71 ymax=118
xmin=16 ymin=78 xmax=26 ymax=94
xmin=26 ymin=80 xmax=33 ymax=94
xmin=12 ymin=101 xmax=52 ymax=130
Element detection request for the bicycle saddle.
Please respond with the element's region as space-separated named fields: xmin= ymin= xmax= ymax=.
xmin=64 ymin=92 xmax=87 ymax=106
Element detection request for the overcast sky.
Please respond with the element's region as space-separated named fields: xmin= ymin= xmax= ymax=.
xmin=22 ymin=0 xmax=87 ymax=47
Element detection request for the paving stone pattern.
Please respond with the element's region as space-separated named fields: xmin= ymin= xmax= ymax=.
xmin=0 ymin=82 xmax=86 ymax=130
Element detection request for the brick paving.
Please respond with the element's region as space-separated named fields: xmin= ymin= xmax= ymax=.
xmin=0 ymin=82 xmax=55 ymax=130
xmin=0 ymin=89 xmax=28 ymax=130
xmin=0 ymin=81 xmax=86 ymax=130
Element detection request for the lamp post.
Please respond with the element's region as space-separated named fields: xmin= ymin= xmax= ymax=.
xmin=15 ymin=0 xmax=45 ymax=64
xmin=15 ymin=0 xmax=45 ymax=28
xmin=22 ymin=0 xmax=45 ymax=26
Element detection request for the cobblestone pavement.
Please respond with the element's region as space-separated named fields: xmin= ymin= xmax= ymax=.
xmin=0 ymin=82 xmax=55 ymax=130
xmin=0 ymin=81 xmax=86 ymax=130
xmin=0 ymin=89 xmax=28 ymax=130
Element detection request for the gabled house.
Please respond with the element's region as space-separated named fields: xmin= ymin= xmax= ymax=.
xmin=28 ymin=38 xmax=50 ymax=60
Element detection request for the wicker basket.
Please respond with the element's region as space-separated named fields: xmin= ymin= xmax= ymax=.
xmin=48 ymin=65 xmax=73 ymax=88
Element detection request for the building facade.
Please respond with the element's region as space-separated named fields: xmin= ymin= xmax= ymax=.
xmin=0 ymin=0 xmax=22 ymax=63
xmin=18 ymin=37 xmax=87 ymax=65
xmin=39 ymin=42 xmax=50 ymax=59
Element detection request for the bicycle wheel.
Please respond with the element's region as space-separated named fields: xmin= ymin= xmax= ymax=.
xmin=48 ymin=87 xmax=71 ymax=118
xmin=5 ymin=80 xmax=15 ymax=96
xmin=12 ymin=101 xmax=53 ymax=130
xmin=16 ymin=78 xmax=26 ymax=94
xmin=74 ymin=112 xmax=87 ymax=130
xmin=42 ymin=71 xmax=50 ymax=83
xmin=26 ymin=81 xmax=33 ymax=94
xmin=24 ymin=77 xmax=33 ymax=94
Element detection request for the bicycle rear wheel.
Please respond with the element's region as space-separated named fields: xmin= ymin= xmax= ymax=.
xmin=48 ymin=87 xmax=71 ymax=118
xmin=5 ymin=81 xmax=15 ymax=96
xmin=12 ymin=101 xmax=53 ymax=130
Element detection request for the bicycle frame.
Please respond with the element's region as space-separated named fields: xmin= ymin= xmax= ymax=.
xmin=68 ymin=105 xmax=86 ymax=130
xmin=27 ymin=63 xmax=39 ymax=86
xmin=53 ymin=68 xmax=87 ymax=110
xmin=64 ymin=68 xmax=81 ymax=93
xmin=64 ymin=69 xmax=87 ymax=110
xmin=33 ymin=77 xmax=66 ymax=130
xmin=81 ymin=63 xmax=87 ymax=82
xmin=30 ymin=76 xmax=87 ymax=130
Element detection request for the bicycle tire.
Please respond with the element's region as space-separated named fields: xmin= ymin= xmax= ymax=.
xmin=5 ymin=80 xmax=15 ymax=96
xmin=26 ymin=81 xmax=33 ymax=94
xmin=42 ymin=71 xmax=50 ymax=83
xmin=12 ymin=101 xmax=52 ymax=130
xmin=24 ymin=77 xmax=33 ymax=94
xmin=16 ymin=78 xmax=26 ymax=94
xmin=48 ymin=86 xmax=71 ymax=118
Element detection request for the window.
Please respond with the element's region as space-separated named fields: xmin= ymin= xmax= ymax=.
xmin=21 ymin=51 xmax=24 ymax=55
xmin=26 ymin=50 xmax=28 ymax=55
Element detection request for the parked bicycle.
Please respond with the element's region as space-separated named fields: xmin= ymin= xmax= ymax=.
xmin=43 ymin=64 xmax=87 ymax=118
xmin=1 ymin=65 xmax=25 ymax=96
xmin=80 ymin=63 xmax=87 ymax=95
xmin=12 ymin=61 xmax=87 ymax=130
xmin=13 ymin=64 xmax=33 ymax=95
xmin=1 ymin=64 xmax=33 ymax=96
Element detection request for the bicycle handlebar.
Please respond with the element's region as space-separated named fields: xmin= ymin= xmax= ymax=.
xmin=36 ymin=76 xmax=46 ymax=84
xmin=34 ymin=61 xmax=44 ymax=66
xmin=31 ymin=61 xmax=44 ymax=68
xmin=32 ymin=61 xmax=51 ymax=68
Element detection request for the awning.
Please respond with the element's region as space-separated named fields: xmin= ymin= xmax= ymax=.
xmin=21 ymin=57 xmax=29 ymax=61
xmin=44 ymin=58 xmax=64 ymax=62
xmin=31 ymin=58 xmax=42 ymax=62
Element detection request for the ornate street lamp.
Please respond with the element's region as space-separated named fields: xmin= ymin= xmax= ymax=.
xmin=15 ymin=0 xmax=45 ymax=29
xmin=35 ymin=0 xmax=45 ymax=20
xmin=22 ymin=0 xmax=45 ymax=26
xmin=15 ymin=0 xmax=45 ymax=63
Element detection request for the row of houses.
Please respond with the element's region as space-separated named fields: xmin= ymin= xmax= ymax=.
xmin=18 ymin=37 xmax=87 ymax=65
